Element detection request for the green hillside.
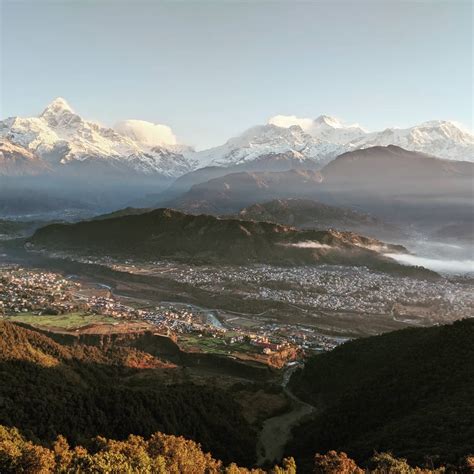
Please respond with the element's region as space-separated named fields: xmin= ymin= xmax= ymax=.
xmin=30 ymin=208 xmax=436 ymax=278
xmin=0 ymin=320 xmax=472 ymax=472
xmin=0 ymin=321 xmax=256 ymax=465
xmin=287 ymin=318 xmax=474 ymax=468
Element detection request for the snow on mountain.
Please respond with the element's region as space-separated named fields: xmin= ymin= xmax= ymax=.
xmin=0 ymin=98 xmax=195 ymax=177
xmin=265 ymin=114 xmax=473 ymax=163
xmin=269 ymin=114 xmax=367 ymax=145
xmin=1 ymin=100 xmax=472 ymax=180
xmin=0 ymin=138 xmax=51 ymax=176
xmin=190 ymin=115 xmax=474 ymax=170
xmin=193 ymin=113 xmax=473 ymax=169
xmin=306 ymin=115 xmax=367 ymax=144
xmin=190 ymin=123 xmax=345 ymax=168
xmin=353 ymin=121 xmax=474 ymax=162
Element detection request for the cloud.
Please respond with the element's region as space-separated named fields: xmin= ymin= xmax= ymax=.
xmin=385 ymin=253 xmax=474 ymax=274
xmin=114 ymin=119 xmax=177 ymax=146
xmin=283 ymin=241 xmax=333 ymax=249
xmin=268 ymin=114 xmax=314 ymax=131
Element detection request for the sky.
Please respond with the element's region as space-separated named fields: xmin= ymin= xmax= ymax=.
xmin=1 ymin=0 xmax=472 ymax=149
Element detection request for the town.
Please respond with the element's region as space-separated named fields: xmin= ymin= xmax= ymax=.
xmin=2 ymin=259 xmax=473 ymax=363
xmin=47 ymin=250 xmax=472 ymax=321
xmin=110 ymin=260 xmax=474 ymax=321
xmin=0 ymin=265 xmax=317 ymax=360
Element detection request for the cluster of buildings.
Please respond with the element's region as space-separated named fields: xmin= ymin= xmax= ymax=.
xmin=86 ymin=295 xmax=147 ymax=319
xmin=9 ymin=255 xmax=471 ymax=360
xmin=0 ymin=266 xmax=79 ymax=315
xmin=142 ymin=304 xmax=218 ymax=335
xmin=168 ymin=263 xmax=474 ymax=319
xmin=0 ymin=263 xmax=302 ymax=357
xmin=253 ymin=322 xmax=348 ymax=352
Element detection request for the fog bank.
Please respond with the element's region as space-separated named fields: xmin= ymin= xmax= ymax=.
xmin=385 ymin=253 xmax=474 ymax=274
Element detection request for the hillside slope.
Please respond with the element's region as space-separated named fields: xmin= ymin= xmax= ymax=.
xmin=0 ymin=139 xmax=51 ymax=176
xmin=236 ymin=199 xmax=405 ymax=241
xmin=288 ymin=318 xmax=474 ymax=468
xmin=0 ymin=321 xmax=256 ymax=465
xmin=27 ymin=208 xmax=433 ymax=276
xmin=238 ymin=199 xmax=377 ymax=228
xmin=165 ymin=151 xmax=324 ymax=198
xmin=168 ymin=169 xmax=324 ymax=215
xmin=322 ymin=145 xmax=473 ymax=196
xmin=166 ymin=146 xmax=473 ymax=228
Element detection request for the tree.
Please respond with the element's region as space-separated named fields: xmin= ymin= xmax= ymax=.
xmin=53 ymin=435 xmax=73 ymax=472
xmin=313 ymin=451 xmax=363 ymax=474
xmin=146 ymin=432 xmax=222 ymax=473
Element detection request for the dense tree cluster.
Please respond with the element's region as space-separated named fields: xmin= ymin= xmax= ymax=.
xmin=0 ymin=322 xmax=256 ymax=465
xmin=2 ymin=319 xmax=473 ymax=472
xmin=313 ymin=451 xmax=474 ymax=474
xmin=1 ymin=426 xmax=471 ymax=474
xmin=288 ymin=319 xmax=474 ymax=469
xmin=0 ymin=425 xmax=297 ymax=474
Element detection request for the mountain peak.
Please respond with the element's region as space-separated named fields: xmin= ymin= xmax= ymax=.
xmin=40 ymin=97 xmax=74 ymax=117
xmin=417 ymin=120 xmax=472 ymax=132
xmin=313 ymin=115 xmax=342 ymax=128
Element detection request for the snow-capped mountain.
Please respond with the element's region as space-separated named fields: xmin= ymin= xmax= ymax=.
xmin=0 ymin=98 xmax=196 ymax=178
xmin=307 ymin=115 xmax=367 ymax=145
xmin=190 ymin=123 xmax=345 ymax=168
xmin=1 ymin=100 xmax=472 ymax=181
xmin=0 ymin=139 xmax=51 ymax=176
xmin=269 ymin=114 xmax=367 ymax=145
xmin=191 ymin=115 xmax=473 ymax=169
xmin=353 ymin=120 xmax=474 ymax=162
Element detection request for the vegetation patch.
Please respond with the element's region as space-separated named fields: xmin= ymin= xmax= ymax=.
xmin=5 ymin=312 xmax=117 ymax=330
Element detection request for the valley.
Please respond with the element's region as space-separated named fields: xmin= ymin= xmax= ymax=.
xmin=2 ymin=221 xmax=472 ymax=360
xmin=1 ymin=244 xmax=472 ymax=471
xmin=2 ymin=2 xmax=473 ymax=472
xmin=0 ymin=167 xmax=472 ymax=471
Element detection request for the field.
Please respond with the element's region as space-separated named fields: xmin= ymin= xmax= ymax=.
xmin=5 ymin=312 xmax=118 ymax=330
xmin=179 ymin=334 xmax=259 ymax=355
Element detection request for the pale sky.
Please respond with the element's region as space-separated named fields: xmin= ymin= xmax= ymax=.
xmin=1 ymin=0 xmax=472 ymax=149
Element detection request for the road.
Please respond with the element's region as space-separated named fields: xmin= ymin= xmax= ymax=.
xmin=256 ymin=363 xmax=315 ymax=466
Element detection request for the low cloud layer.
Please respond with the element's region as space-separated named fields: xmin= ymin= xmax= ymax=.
xmin=385 ymin=253 xmax=474 ymax=274
xmin=115 ymin=119 xmax=177 ymax=146
xmin=285 ymin=241 xmax=333 ymax=249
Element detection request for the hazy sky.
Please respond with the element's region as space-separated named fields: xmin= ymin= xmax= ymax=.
xmin=1 ymin=0 xmax=472 ymax=149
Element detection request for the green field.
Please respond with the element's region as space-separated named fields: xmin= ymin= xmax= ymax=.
xmin=179 ymin=334 xmax=257 ymax=355
xmin=5 ymin=312 xmax=117 ymax=330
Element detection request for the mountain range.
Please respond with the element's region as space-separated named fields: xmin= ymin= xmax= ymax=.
xmin=191 ymin=115 xmax=473 ymax=169
xmin=1 ymin=98 xmax=473 ymax=182
xmin=165 ymin=147 xmax=473 ymax=229
xmin=0 ymin=98 xmax=194 ymax=179
xmin=1 ymin=98 xmax=472 ymax=218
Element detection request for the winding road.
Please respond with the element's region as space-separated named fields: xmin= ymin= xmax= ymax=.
xmin=256 ymin=364 xmax=315 ymax=466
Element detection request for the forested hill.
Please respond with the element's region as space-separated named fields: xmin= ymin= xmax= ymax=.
xmin=288 ymin=318 xmax=474 ymax=469
xmin=29 ymin=208 xmax=438 ymax=278
xmin=1 ymin=320 xmax=473 ymax=472
xmin=0 ymin=321 xmax=256 ymax=465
